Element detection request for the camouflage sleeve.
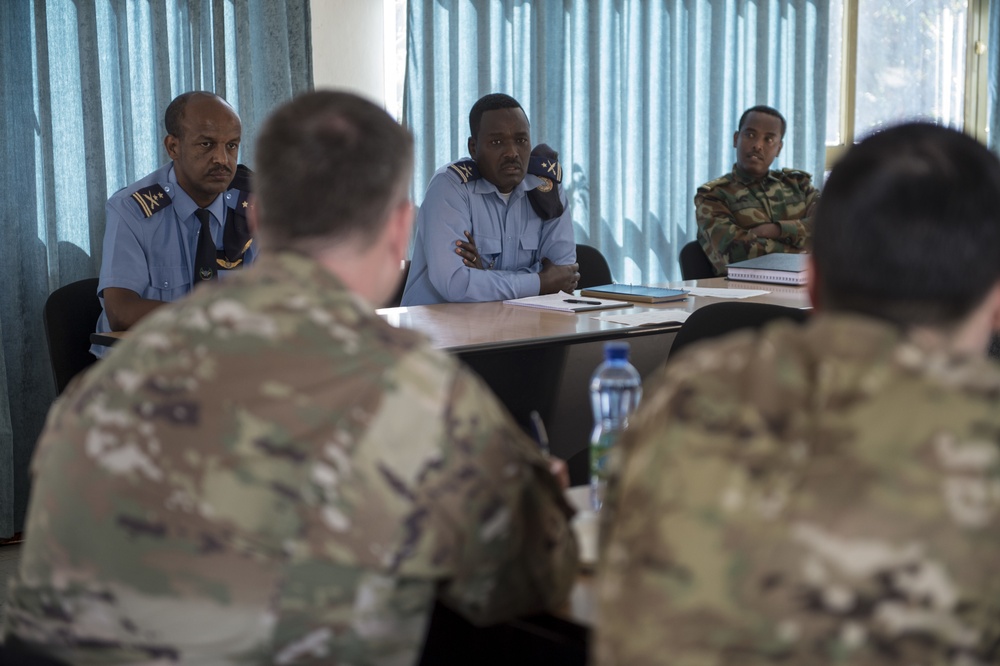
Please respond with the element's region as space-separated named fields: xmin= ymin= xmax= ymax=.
xmin=694 ymin=188 xmax=799 ymax=275
xmin=429 ymin=367 xmax=580 ymax=625
xmin=775 ymin=171 xmax=818 ymax=249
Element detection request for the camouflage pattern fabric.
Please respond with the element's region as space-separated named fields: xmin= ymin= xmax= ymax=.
xmin=3 ymin=251 xmax=579 ymax=665
xmin=596 ymin=314 xmax=1000 ymax=666
xmin=695 ymin=164 xmax=818 ymax=275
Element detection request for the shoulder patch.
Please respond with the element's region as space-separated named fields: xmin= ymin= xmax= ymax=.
xmin=528 ymin=154 xmax=562 ymax=184
xmin=697 ymin=175 xmax=731 ymax=192
xmin=447 ymin=160 xmax=481 ymax=184
xmin=130 ymin=184 xmax=172 ymax=218
xmin=780 ymin=168 xmax=813 ymax=181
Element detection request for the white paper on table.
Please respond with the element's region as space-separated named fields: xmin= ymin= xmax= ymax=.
xmin=593 ymin=310 xmax=692 ymax=326
xmin=685 ymin=287 xmax=770 ymax=299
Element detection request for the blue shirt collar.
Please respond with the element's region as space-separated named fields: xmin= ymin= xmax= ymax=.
xmin=167 ymin=164 xmax=227 ymax=225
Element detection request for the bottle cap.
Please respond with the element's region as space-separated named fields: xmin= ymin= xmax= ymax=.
xmin=604 ymin=341 xmax=630 ymax=362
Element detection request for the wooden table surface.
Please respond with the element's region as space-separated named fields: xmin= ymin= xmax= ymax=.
xmin=375 ymin=278 xmax=810 ymax=353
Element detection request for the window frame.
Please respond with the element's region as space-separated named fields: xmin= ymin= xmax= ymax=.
xmin=825 ymin=0 xmax=991 ymax=170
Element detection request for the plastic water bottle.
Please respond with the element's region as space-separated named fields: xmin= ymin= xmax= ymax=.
xmin=589 ymin=341 xmax=642 ymax=511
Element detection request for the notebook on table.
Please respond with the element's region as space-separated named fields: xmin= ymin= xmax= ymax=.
xmin=725 ymin=253 xmax=810 ymax=285
xmin=579 ymin=284 xmax=688 ymax=304
xmin=503 ymin=292 xmax=632 ymax=312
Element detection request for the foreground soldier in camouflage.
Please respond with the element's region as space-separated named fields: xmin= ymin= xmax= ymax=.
xmin=695 ymin=105 xmax=818 ymax=275
xmin=598 ymin=123 xmax=1000 ymax=665
xmin=3 ymin=92 xmax=578 ymax=664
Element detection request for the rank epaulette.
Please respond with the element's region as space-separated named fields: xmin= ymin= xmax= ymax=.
xmin=130 ymin=184 xmax=171 ymax=218
xmin=447 ymin=160 xmax=481 ymax=184
xmin=780 ymin=168 xmax=813 ymax=181
xmin=528 ymin=153 xmax=563 ymax=187
xmin=527 ymin=144 xmax=564 ymax=220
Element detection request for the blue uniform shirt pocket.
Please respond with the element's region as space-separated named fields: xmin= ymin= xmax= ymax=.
xmin=476 ymin=234 xmax=503 ymax=269
xmin=148 ymin=264 xmax=193 ymax=301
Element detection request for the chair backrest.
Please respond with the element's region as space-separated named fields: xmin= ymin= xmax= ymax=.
xmin=576 ymin=244 xmax=613 ymax=289
xmin=679 ymin=241 xmax=716 ymax=280
xmin=42 ymin=277 xmax=102 ymax=395
xmin=669 ymin=301 xmax=810 ymax=360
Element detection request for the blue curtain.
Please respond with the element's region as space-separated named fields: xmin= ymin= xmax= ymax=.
xmin=404 ymin=0 xmax=829 ymax=284
xmin=0 ymin=0 xmax=313 ymax=538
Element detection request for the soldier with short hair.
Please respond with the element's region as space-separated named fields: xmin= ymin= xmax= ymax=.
xmin=4 ymin=91 xmax=578 ymax=664
xmin=694 ymin=105 xmax=818 ymax=276
xmin=598 ymin=123 xmax=1000 ymax=664
xmin=401 ymin=92 xmax=579 ymax=305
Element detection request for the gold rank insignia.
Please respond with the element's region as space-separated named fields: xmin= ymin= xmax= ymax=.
xmin=130 ymin=184 xmax=172 ymax=218
xmin=448 ymin=159 xmax=481 ymax=184
xmin=527 ymin=154 xmax=563 ymax=184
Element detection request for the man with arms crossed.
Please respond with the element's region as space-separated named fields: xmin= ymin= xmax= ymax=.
xmin=93 ymin=91 xmax=256 ymax=356
xmin=4 ymin=91 xmax=578 ymax=664
xmin=695 ymin=105 xmax=818 ymax=276
xmin=598 ymin=123 xmax=1000 ymax=664
xmin=402 ymin=93 xmax=579 ymax=305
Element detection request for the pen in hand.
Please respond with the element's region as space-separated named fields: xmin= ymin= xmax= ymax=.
xmin=564 ymin=299 xmax=602 ymax=305
xmin=529 ymin=410 xmax=551 ymax=457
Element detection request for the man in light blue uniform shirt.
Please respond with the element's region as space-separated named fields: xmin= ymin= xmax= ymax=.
xmin=401 ymin=93 xmax=578 ymax=305
xmin=92 ymin=91 xmax=257 ymax=357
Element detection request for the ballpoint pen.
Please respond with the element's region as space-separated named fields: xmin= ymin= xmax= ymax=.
xmin=564 ymin=299 xmax=602 ymax=305
xmin=528 ymin=410 xmax=551 ymax=457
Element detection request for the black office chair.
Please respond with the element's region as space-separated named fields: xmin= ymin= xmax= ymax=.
xmin=669 ymin=301 xmax=809 ymax=360
xmin=679 ymin=240 xmax=716 ymax=280
xmin=575 ymin=244 xmax=612 ymax=288
xmin=419 ymin=600 xmax=587 ymax=665
xmin=0 ymin=638 xmax=70 ymax=665
xmin=42 ymin=277 xmax=102 ymax=395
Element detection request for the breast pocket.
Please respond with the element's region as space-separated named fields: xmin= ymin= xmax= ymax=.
xmin=518 ymin=230 xmax=541 ymax=266
xmin=477 ymin=235 xmax=503 ymax=269
xmin=148 ymin=264 xmax=193 ymax=302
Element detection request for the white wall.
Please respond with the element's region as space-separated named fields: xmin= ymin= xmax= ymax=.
xmin=310 ymin=0 xmax=388 ymax=107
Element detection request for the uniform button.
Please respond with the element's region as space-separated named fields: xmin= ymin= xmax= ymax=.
xmin=163 ymin=281 xmax=169 ymax=287
xmin=164 ymin=185 xmax=171 ymax=192
xmin=226 ymin=193 xmax=232 ymax=200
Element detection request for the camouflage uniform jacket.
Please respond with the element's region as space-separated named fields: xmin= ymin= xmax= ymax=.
xmin=695 ymin=164 xmax=818 ymax=275
xmin=596 ymin=314 xmax=1000 ymax=666
xmin=3 ymin=251 xmax=579 ymax=665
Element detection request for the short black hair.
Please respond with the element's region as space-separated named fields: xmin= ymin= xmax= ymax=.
xmin=738 ymin=105 xmax=786 ymax=138
xmin=469 ymin=93 xmax=527 ymax=140
xmin=254 ymin=91 xmax=414 ymax=249
xmin=814 ymin=122 xmax=1000 ymax=327
xmin=164 ymin=91 xmax=229 ymax=137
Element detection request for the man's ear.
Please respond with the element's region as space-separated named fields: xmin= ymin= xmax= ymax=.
xmin=164 ymin=134 xmax=179 ymax=160
xmin=732 ymin=131 xmax=739 ymax=149
xmin=806 ymin=254 xmax=821 ymax=312
xmin=775 ymin=139 xmax=784 ymax=158
xmin=386 ymin=199 xmax=414 ymax=263
xmin=986 ymin=282 xmax=1000 ymax=334
xmin=468 ymin=136 xmax=477 ymax=159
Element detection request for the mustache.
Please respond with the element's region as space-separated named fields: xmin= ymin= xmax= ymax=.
xmin=208 ymin=166 xmax=232 ymax=176
xmin=501 ymin=158 xmax=523 ymax=168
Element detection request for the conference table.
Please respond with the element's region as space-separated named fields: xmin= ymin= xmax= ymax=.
xmin=377 ymin=277 xmax=808 ymax=352
xmin=375 ymin=277 xmax=810 ymax=476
